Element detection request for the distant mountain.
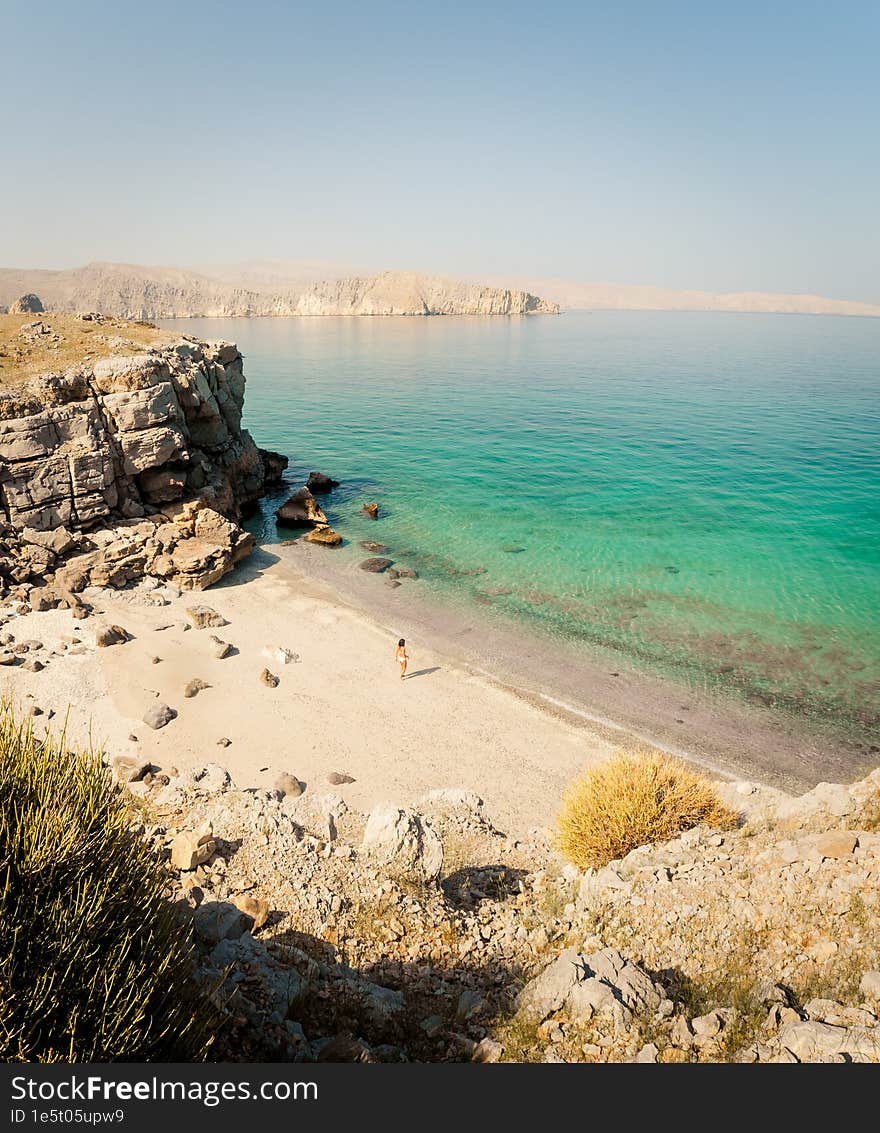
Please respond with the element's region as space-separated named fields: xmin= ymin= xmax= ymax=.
xmin=0 ymin=263 xmax=556 ymax=319
xmin=490 ymin=277 xmax=880 ymax=318
xmin=3 ymin=260 xmax=875 ymax=320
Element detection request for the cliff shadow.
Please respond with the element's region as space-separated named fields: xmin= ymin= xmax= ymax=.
xmin=214 ymin=545 xmax=281 ymax=588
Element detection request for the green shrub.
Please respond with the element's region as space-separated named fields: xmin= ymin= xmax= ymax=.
xmin=0 ymin=705 xmax=216 ymax=1061
xmin=557 ymin=748 xmax=738 ymax=870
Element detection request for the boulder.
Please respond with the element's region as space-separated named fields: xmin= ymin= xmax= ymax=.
xmin=275 ymin=773 xmax=304 ymax=798
xmin=210 ymin=635 xmax=233 ymax=659
xmin=777 ymin=1019 xmax=880 ymax=1061
xmin=110 ymin=755 xmax=151 ymax=783
xmin=233 ymin=895 xmax=270 ymax=931
xmin=328 ymin=771 xmax=355 ymax=785
xmin=359 ymin=557 xmax=393 ymax=573
xmin=95 ymin=624 xmax=129 ymax=648
xmin=143 ymin=702 xmax=176 ymax=730
xmin=360 ymin=541 xmax=387 ymax=553
xmin=518 ymin=947 xmax=663 ymax=1026
xmin=361 ymin=804 xmax=443 ymax=882
xmin=260 ymin=668 xmax=279 ymax=688
xmin=184 ymin=678 xmax=210 ymax=698
xmin=275 ymin=487 xmax=327 ymax=528
xmin=9 ymin=293 xmax=44 ymax=314
xmin=185 ymin=605 xmax=227 ymax=629
xmin=307 ymin=471 xmax=340 ymax=494
xmin=194 ymin=901 xmax=246 ymax=943
xmin=170 ymin=829 xmax=215 ymax=871
xmin=305 ymin=525 xmax=342 ymax=547
xmin=22 ymin=526 xmax=74 ymax=556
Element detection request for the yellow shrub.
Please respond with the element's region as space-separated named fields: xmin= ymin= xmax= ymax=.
xmin=556 ymin=749 xmax=737 ymax=870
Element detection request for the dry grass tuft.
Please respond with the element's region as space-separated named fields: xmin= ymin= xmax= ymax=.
xmin=556 ymin=749 xmax=737 ymax=870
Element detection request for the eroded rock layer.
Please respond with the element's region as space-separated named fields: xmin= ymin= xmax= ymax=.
xmin=0 ymin=337 xmax=285 ymax=591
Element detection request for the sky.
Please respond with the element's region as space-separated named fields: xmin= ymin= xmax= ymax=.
xmin=2 ymin=0 xmax=878 ymax=300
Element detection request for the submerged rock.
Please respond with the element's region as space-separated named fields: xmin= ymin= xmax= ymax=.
xmin=307 ymin=471 xmax=340 ymax=494
xmin=359 ymin=557 xmax=393 ymax=573
xmin=362 ymin=502 xmax=380 ymax=520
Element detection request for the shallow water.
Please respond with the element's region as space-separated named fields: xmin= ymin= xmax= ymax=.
xmin=163 ymin=311 xmax=880 ymax=738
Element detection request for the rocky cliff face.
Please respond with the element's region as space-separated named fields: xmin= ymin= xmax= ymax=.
xmin=291 ymin=272 xmax=559 ymax=316
xmin=0 ymin=326 xmax=285 ymax=594
xmin=0 ymin=263 xmax=559 ymax=319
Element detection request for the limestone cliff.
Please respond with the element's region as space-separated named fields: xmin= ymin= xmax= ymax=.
xmin=291 ymin=272 xmax=558 ymax=316
xmin=0 ymin=263 xmax=558 ymax=319
xmin=0 ymin=314 xmax=286 ymax=593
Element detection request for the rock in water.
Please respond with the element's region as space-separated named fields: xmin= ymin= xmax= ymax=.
xmin=307 ymin=471 xmax=340 ymax=494
xmin=361 ymin=804 xmax=443 ymax=882
xmin=143 ymin=702 xmax=176 ymax=730
xmin=362 ymin=502 xmax=380 ymax=520
xmin=360 ymin=541 xmax=387 ymax=553
xmin=275 ymin=487 xmax=328 ymax=527
xmin=185 ymin=605 xmax=227 ymax=629
xmin=275 ymin=772 xmax=304 ymax=798
xmin=359 ymin=557 xmax=393 ymax=573
xmin=305 ymin=525 xmax=343 ymax=547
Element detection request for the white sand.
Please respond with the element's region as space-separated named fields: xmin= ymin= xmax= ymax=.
xmin=2 ymin=552 xmax=619 ymax=836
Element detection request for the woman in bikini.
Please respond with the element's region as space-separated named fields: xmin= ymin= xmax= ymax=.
xmin=396 ymin=637 xmax=408 ymax=680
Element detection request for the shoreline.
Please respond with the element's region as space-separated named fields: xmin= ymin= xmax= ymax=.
xmin=1 ymin=535 xmax=872 ymax=841
xmin=268 ymin=536 xmax=877 ymax=794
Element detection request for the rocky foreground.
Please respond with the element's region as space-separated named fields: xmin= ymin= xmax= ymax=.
xmin=113 ymin=736 xmax=880 ymax=1064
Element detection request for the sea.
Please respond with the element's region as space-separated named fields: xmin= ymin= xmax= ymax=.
xmin=162 ymin=311 xmax=880 ymax=785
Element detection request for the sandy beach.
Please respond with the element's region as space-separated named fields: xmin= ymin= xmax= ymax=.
xmin=2 ymin=547 xmax=624 ymax=837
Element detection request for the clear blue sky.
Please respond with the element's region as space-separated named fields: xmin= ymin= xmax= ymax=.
xmin=3 ymin=0 xmax=878 ymax=299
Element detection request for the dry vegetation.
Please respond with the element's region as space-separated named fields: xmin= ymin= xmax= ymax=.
xmin=0 ymin=705 xmax=216 ymax=1061
xmin=0 ymin=312 xmax=174 ymax=386
xmin=556 ymin=748 xmax=738 ymax=870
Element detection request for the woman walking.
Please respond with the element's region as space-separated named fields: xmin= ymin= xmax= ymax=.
xmin=395 ymin=637 xmax=408 ymax=680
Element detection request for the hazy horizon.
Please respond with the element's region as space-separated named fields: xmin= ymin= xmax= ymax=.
xmin=3 ymin=1 xmax=879 ymax=303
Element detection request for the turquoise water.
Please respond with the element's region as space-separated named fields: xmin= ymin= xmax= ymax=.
xmin=166 ymin=312 xmax=880 ymax=735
